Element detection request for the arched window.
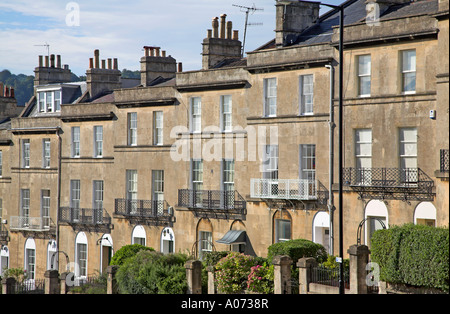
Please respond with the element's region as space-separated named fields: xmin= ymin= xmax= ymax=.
xmin=75 ymin=232 xmax=88 ymax=280
xmin=312 ymin=211 xmax=330 ymax=253
xmin=131 ymin=225 xmax=146 ymax=246
xmin=273 ymin=210 xmax=292 ymax=243
xmin=47 ymin=239 xmax=58 ymax=270
xmin=0 ymin=245 xmax=10 ymax=277
xmin=24 ymin=238 xmax=36 ymax=280
xmin=414 ymin=202 xmax=436 ymax=227
xmin=196 ymin=218 xmax=213 ymax=260
xmin=365 ymin=200 xmax=388 ymax=246
xmin=161 ymin=227 xmax=175 ymax=254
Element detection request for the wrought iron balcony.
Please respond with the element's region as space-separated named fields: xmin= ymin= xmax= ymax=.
xmin=114 ymin=199 xmax=175 ymax=226
xmin=59 ymin=207 xmax=112 ymax=226
xmin=177 ymin=189 xmax=246 ymax=219
xmin=343 ymin=167 xmax=434 ymax=201
xmin=250 ymin=178 xmax=318 ymax=200
xmin=441 ymin=149 xmax=449 ymax=173
xmin=9 ymin=216 xmax=55 ymax=232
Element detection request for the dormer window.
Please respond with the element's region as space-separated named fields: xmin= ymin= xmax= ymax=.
xmin=38 ymin=90 xmax=61 ymax=113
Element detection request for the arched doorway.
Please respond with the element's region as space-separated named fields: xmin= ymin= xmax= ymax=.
xmin=312 ymin=211 xmax=330 ymax=253
xmin=414 ymin=202 xmax=436 ymax=226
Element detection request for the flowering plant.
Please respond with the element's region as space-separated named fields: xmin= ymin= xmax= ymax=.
xmin=215 ymin=252 xmax=255 ymax=294
xmin=246 ymin=263 xmax=274 ymax=294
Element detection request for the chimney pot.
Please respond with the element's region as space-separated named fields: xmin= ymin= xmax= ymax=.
xmin=57 ymin=55 xmax=61 ymax=68
xmin=162 ymin=50 xmax=166 ymax=57
xmin=155 ymin=47 xmax=160 ymax=57
xmin=38 ymin=55 xmax=43 ymax=67
xmin=212 ymin=17 xmax=219 ymax=38
xmin=178 ymin=62 xmax=183 ymax=72
xmin=108 ymin=58 xmax=112 ymax=69
xmin=113 ymin=58 xmax=118 ymax=70
xmin=50 ymin=54 xmax=55 ymax=67
xmin=232 ymin=30 xmax=239 ymax=40
xmin=226 ymin=21 xmax=233 ymax=39
xmin=207 ymin=29 xmax=212 ymax=38
xmin=102 ymin=59 xmax=106 ymax=69
xmin=220 ymin=14 xmax=227 ymax=39
xmin=89 ymin=58 xmax=94 ymax=69
xmin=45 ymin=56 xmax=49 ymax=67
xmin=94 ymin=49 xmax=100 ymax=68
xmin=0 ymin=82 xmax=4 ymax=97
xmin=10 ymin=87 xmax=14 ymax=98
xmin=5 ymin=87 xmax=9 ymax=97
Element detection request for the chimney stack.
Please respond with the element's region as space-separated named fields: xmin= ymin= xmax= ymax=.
xmin=275 ymin=0 xmax=320 ymax=47
xmin=140 ymin=46 xmax=177 ymax=87
xmin=34 ymin=54 xmax=72 ymax=88
xmin=202 ymin=14 xmax=242 ymax=70
xmin=86 ymin=49 xmax=121 ymax=100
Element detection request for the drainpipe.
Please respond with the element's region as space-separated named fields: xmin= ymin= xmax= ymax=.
xmin=56 ymin=127 xmax=62 ymax=270
xmin=326 ymin=64 xmax=335 ymax=256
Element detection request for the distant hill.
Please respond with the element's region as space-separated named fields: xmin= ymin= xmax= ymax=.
xmin=0 ymin=69 xmax=140 ymax=107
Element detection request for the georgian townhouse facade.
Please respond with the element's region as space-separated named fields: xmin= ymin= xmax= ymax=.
xmin=0 ymin=0 xmax=448 ymax=279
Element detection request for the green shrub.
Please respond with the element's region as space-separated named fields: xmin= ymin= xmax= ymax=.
xmin=202 ymin=251 xmax=229 ymax=267
xmin=267 ymin=239 xmax=328 ymax=264
xmin=215 ymin=252 xmax=255 ymax=293
xmin=116 ymin=250 xmax=189 ymax=294
xmin=371 ymin=224 xmax=449 ymax=292
xmin=246 ymin=263 xmax=274 ymax=294
xmin=109 ymin=244 xmax=154 ymax=266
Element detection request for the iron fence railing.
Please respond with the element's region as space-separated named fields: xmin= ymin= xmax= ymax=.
xmin=14 ymin=279 xmax=45 ymax=294
xmin=441 ymin=149 xmax=449 ymax=173
xmin=343 ymin=167 xmax=434 ymax=189
xmin=114 ymin=199 xmax=173 ymax=219
xmin=59 ymin=207 xmax=111 ymax=225
xmin=250 ymin=178 xmax=318 ymax=200
xmin=178 ymin=189 xmax=246 ymax=213
xmin=310 ymin=265 xmax=350 ymax=288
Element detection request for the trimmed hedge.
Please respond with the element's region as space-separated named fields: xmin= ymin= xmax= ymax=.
xmin=109 ymin=244 xmax=154 ymax=266
xmin=267 ymin=239 xmax=328 ymax=264
xmin=371 ymin=224 xmax=449 ymax=292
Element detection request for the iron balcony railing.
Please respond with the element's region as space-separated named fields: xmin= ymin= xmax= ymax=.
xmin=114 ymin=199 xmax=174 ymax=219
xmin=441 ymin=149 xmax=449 ymax=173
xmin=343 ymin=167 xmax=434 ymax=189
xmin=59 ymin=207 xmax=111 ymax=225
xmin=9 ymin=216 xmax=55 ymax=232
xmin=177 ymin=189 xmax=246 ymax=213
xmin=250 ymin=178 xmax=318 ymax=200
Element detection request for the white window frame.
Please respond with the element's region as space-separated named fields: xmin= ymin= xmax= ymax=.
xmin=21 ymin=189 xmax=30 ymax=219
xmin=358 ymin=55 xmax=371 ymax=97
xmin=93 ymin=126 xmax=103 ymax=158
xmin=71 ymin=127 xmax=80 ymax=158
xmin=24 ymin=238 xmax=36 ymax=281
xmin=399 ymin=127 xmax=418 ymax=183
xmin=153 ymin=111 xmax=163 ymax=145
xmin=222 ymin=159 xmax=235 ymax=192
xmin=41 ymin=190 xmax=50 ymax=229
xmin=70 ymin=180 xmax=81 ymax=210
xmin=93 ymin=180 xmax=104 ymax=210
xmin=355 ymin=129 xmax=372 ymax=169
xmin=22 ymin=139 xmax=30 ymax=168
xmin=299 ymin=74 xmax=314 ymax=115
xmin=401 ymin=50 xmax=416 ymax=94
xmin=275 ymin=219 xmax=291 ymax=243
xmin=264 ymin=78 xmax=277 ymax=117
xmin=75 ymin=232 xmax=88 ymax=280
xmin=37 ymin=90 xmax=61 ymax=113
xmin=220 ymin=95 xmax=232 ymax=132
xmin=190 ymin=97 xmax=202 ymax=133
xmin=43 ymin=139 xmax=51 ymax=168
xmin=299 ymin=144 xmax=316 ymax=181
xmin=127 ymin=112 xmax=137 ymax=146
xmin=199 ymin=231 xmax=212 ymax=260
xmin=262 ymin=145 xmax=278 ymax=180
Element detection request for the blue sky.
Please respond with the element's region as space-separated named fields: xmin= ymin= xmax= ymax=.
xmin=0 ymin=0 xmax=342 ymax=76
